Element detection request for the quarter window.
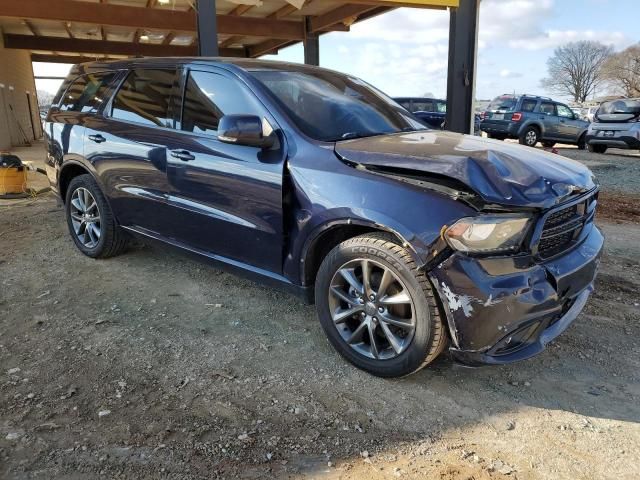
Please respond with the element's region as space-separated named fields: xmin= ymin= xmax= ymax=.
xmin=59 ymin=72 xmax=117 ymax=113
xmin=412 ymin=101 xmax=434 ymax=112
xmin=181 ymin=71 xmax=266 ymax=136
xmin=111 ymin=69 xmax=177 ymax=128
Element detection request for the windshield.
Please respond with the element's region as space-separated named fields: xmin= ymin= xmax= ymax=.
xmin=598 ymin=99 xmax=640 ymax=115
xmin=249 ymin=69 xmax=424 ymax=142
xmin=487 ymin=95 xmax=517 ymax=112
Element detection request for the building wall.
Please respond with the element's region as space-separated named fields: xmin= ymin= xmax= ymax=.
xmin=0 ymin=29 xmax=42 ymax=151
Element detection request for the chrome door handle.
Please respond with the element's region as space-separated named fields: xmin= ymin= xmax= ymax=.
xmin=88 ymin=134 xmax=106 ymax=143
xmin=170 ymin=150 xmax=195 ymax=162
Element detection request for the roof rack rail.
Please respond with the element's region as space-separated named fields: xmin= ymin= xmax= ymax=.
xmin=499 ymin=93 xmax=553 ymax=101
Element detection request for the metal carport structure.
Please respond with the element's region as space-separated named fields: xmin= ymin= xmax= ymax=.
xmin=0 ymin=0 xmax=479 ymax=138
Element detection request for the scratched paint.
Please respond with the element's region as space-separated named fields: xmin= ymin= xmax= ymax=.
xmin=441 ymin=282 xmax=475 ymax=318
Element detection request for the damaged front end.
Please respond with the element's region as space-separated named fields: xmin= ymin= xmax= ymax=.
xmin=429 ymin=189 xmax=603 ymax=366
xmin=334 ymin=131 xmax=604 ymax=366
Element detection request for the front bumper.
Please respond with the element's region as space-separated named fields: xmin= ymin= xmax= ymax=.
xmin=429 ymin=223 xmax=604 ymax=366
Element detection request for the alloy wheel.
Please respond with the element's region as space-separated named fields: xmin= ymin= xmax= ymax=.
xmin=70 ymin=187 xmax=102 ymax=249
xmin=525 ymin=130 xmax=537 ymax=146
xmin=328 ymin=259 xmax=416 ymax=360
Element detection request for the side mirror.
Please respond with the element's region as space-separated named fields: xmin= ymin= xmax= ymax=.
xmin=218 ymin=114 xmax=274 ymax=149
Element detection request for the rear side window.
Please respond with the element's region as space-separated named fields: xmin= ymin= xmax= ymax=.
xmin=397 ymin=100 xmax=412 ymax=111
xmin=181 ymin=71 xmax=266 ymax=136
xmin=540 ymin=102 xmax=556 ymax=115
xmin=521 ymin=99 xmax=537 ymax=112
xmin=59 ymin=72 xmax=117 ymax=113
xmin=111 ymin=69 xmax=177 ymax=128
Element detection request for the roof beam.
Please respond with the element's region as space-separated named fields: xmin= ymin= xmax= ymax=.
xmin=0 ymin=0 xmax=308 ymax=39
xmin=63 ymin=22 xmax=75 ymax=39
xmin=32 ymin=53 xmax=117 ymax=64
xmin=337 ymin=0 xmax=457 ymax=7
xmin=6 ymin=34 xmax=245 ymax=57
xmin=309 ymin=4 xmax=375 ymax=32
xmin=219 ymin=4 xmax=255 ymax=49
xmin=23 ymin=19 xmax=40 ymax=36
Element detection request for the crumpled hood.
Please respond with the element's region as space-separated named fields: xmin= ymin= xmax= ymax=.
xmin=335 ymin=131 xmax=597 ymax=209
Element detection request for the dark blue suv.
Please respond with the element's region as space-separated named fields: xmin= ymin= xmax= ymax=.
xmin=394 ymin=96 xmax=481 ymax=133
xmin=481 ymin=94 xmax=589 ymax=148
xmin=45 ymin=58 xmax=603 ymax=377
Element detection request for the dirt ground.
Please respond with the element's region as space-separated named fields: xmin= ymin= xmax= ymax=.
xmin=1 ymin=147 xmax=639 ymax=479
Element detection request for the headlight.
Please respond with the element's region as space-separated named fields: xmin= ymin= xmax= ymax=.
xmin=444 ymin=215 xmax=531 ymax=253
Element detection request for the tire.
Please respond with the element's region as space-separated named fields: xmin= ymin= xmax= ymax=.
xmin=542 ymin=141 xmax=556 ymax=148
xmin=487 ymin=132 xmax=506 ymax=140
xmin=588 ymin=144 xmax=607 ymax=154
xmin=519 ymin=126 xmax=539 ymax=147
xmin=314 ymin=232 xmax=447 ymax=378
xmin=577 ymin=134 xmax=587 ymax=150
xmin=65 ymin=174 xmax=128 ymax=258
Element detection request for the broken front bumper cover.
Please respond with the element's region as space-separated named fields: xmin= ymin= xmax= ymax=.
xmin=429 ymin=223 xmax=604 ymax=367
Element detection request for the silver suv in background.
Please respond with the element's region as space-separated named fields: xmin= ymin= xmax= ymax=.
xmin=586 ymin=98 xmax=640 ymax=153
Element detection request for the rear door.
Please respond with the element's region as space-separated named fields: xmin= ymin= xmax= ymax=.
xmin=83 ymin=67 xmax=181 ymax=235
xmin=556 ymin=103 xmax=582 ymax=141
xmin=538 ymin=101 xmax=559 ymax=138
xmin=162 ymin=67 xmax=286 ymax=273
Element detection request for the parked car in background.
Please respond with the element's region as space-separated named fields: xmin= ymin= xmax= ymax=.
xmin=395 ymin=97 xmax=481 ymax=134
xmin=586 ymin=98 xmax=640 ymax=153
xmin=480 ymin=94 xmax=589 ymax=148
xmin=45 ymin=58 xmax=603 ymax=377
xmin=583 ymin=106 xmax=600 ymax=123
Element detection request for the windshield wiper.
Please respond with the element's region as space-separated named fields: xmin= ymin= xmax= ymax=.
xmin=340 ymin=131 xmax=381 ymax=140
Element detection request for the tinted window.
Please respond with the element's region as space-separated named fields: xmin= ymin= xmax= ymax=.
xmin=59 ymin=72 xmax=117 ymax=113
xmin=521 ymin=99 xmax=537 ymax=112
xmin=251 ymin=69 xmax=423 ymax=142
xmin=487 ymin=95 xmax=517 ymax=112
xmin=111 ymin=69 xmax=177 ymax=127
xmin=540 ymin=102 xmax=556 ymax=115
xmin=397 ymin=100 xmax=412 ymax=111
xmin=413 ymin=100 xmax=433 ymax=112
xmin=599 ymin=99 xmax=640 ymax=115
xmin=557 ymin=104 xmax=574 ymax=118
xmin=181 ymin=71 xmax=266 ymax=136
xmin=434 ymin=100 xmax=447 ymax=113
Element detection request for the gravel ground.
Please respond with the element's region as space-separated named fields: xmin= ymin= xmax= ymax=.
xmin=1 ymin=192 xmax=639 ymax=479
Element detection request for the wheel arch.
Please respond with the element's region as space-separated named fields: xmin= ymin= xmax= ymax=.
xmin=300 ymin=219 xmax=419 ymax=289
xmin=58 ymin=161 xmax=98 ymax=203
xmin=520 ymin=121 xmax=543 ymax=137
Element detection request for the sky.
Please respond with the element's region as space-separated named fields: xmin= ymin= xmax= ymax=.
xmin=35 ymin=0 xmax=639 ymax=102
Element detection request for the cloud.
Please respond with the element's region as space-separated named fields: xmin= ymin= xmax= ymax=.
xmin=499 ymin=69 xmax=523 ymax=78
xmin=508 ymin=30 xmax=628 ymax=50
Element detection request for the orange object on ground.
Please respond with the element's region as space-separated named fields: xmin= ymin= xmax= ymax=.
xmin=0 ymin=166 xmax=28 ymax=195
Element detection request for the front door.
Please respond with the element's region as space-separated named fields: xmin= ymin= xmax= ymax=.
xmin=556 ymin=103 xmax=582 ymax=142
xmin=163 ymin=68 xmax=285 ymax=274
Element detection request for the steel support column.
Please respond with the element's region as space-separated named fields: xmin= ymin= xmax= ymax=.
xmin=197 ymin=0 xmax=218 ymax=56
xmin=445 ymin=0 xmax=480 ymax=134
xmin=303 ymin=17 xmax=319 ymax=66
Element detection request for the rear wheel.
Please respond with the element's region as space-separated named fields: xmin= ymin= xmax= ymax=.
xmin=65 ymin=174 xmax=128 ymax=258
xmin=542 ymin=141 xmax=556 ymax=148
xmin=519 ymin=127 xmax=539 ymax=147
xmin=315 ymin=233 xmax=447 ymax=377
xmin=588 ymin=144 xmax=608 ymax=154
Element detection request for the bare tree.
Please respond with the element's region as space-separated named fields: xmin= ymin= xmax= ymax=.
xmin=541 ymin=41 xmax=613 ymax=102
xmin=603 ymin=43 xmax=640 ymax=97
xmin=37 ymin=90 xmax=55 ymax=109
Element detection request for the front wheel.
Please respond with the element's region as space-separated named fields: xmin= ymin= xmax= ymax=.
xmin=314 ymin=233 xmax=447 ymax=377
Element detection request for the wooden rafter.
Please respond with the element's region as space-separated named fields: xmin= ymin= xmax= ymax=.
xmin=63 ymin=22 xmax=75 ymax=39
xmin=219 ymin=4 xmax=255 ymax=49
xmin=23 ymin=19 xmax=40 ymax=36
xmin=162 ymin=32 xmax=175 ymax=46
xmin=5 ymin=34 xmax=245 ymax=58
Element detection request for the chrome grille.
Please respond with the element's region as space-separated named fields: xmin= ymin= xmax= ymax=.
xmin=536 ymin=192 xmax=597 ymax=259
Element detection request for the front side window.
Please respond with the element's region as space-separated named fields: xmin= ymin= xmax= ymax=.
xmin=181 ymin=71 xmax=266 ymax=136
xmin=557 ymin=104 xmax=574 ymax=118
xmin=250 ymin=69 xmax=423 ymax=142
xmin=59 ymin=72 xmax=117 ymax=113
xmin=111 ymin=69 xmax=177 ymax=128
